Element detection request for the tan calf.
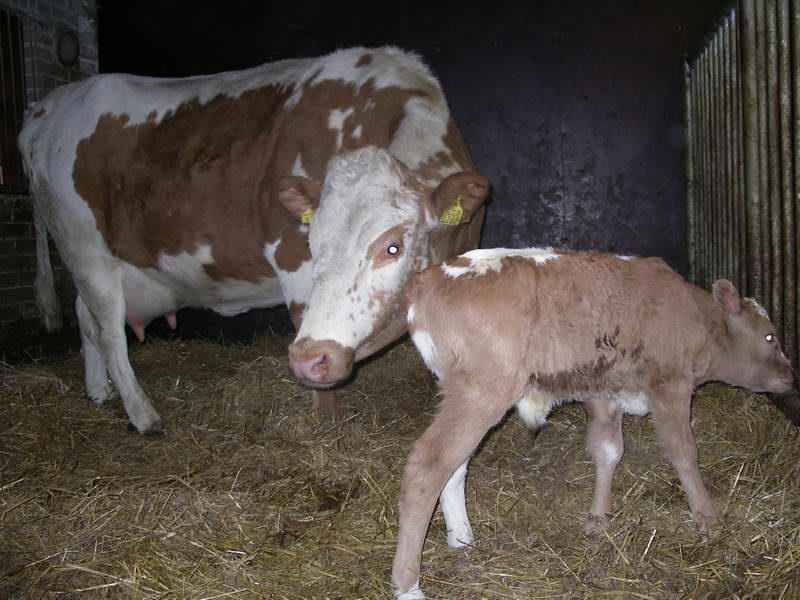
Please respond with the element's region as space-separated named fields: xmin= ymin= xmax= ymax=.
xmin=391 ymin=247 xmax=794 ymax=598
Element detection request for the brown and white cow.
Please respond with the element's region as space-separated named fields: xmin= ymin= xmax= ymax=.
xmin=391 ymin=248 xmax=794 ymax=599
xmin=18 ymin=47 xmax=488 ymax=433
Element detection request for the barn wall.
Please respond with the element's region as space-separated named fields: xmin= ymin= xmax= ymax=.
xmin=0 ymin=0 xmax=97 ymax=361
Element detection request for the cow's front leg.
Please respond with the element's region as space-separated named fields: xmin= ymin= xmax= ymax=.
xmin=651 ymin=381 xmax=718 ymax=532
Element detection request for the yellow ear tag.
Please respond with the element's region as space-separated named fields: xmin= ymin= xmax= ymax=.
xmin=300 ymin=207 xmax=314 ymax=225
xmin=440 ymin=195 xmax=464 ymax=226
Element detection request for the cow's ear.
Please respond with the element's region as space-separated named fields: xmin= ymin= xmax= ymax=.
xmin=428 ymin=172 xmax=489 ymax=227
xmin=712 ymin=279 xmax=742 ymax=315
xmin=278 ymin=176 xmax=322 ymax=223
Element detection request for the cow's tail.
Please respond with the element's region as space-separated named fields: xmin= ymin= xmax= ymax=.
xmin=34 ymin=206 xmax=62 ymax=332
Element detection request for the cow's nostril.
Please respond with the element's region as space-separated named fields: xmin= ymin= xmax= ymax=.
xmin=310 ymin=353 xmax=329 ymax=376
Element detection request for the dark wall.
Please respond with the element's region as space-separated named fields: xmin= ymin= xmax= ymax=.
xmin=92 ymin=0 xmax=727 ymax=344
xmin=99 ymin=0 xmax=727 ymax=275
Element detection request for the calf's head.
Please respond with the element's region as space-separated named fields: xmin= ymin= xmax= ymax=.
xmin=713 ymin=279 xmax=794 ymax=394
xmin=281 ymin=146 xmax=487 ymax=388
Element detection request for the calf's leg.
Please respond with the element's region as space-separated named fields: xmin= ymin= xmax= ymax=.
xmin=650 ymin=381 xmax=718 ymax=532
xmin=583 ymin=395 xmax=624 ymax=535
xmin=439 ymin=460 xmax=473 ymax=547
xmin=391 ymin=384 xmax=512 ymax=598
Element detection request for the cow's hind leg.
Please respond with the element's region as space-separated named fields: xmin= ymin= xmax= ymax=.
xmin=391 ymin=379 xmax=514 ymax=598
xmin=75 ymin=267 xmax=163 ymax=433
xmin=583 ymin=395 xmax=624 ymax=535
xmin=75 ymin=295 xmax=113 ymax=404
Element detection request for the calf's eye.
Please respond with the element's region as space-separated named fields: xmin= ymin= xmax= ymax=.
xmin=765 ymin=333 xmax=775 ymax=343
xmin=387 ymin=243 xmax=402 ymax=257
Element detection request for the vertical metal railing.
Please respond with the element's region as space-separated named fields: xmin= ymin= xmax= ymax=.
xmin=0 ymin=8 xmax=28 ymax=192
xmin=687 ymin=0 xmax=799 ymax=366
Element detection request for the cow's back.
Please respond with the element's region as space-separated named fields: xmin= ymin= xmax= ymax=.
xmin=408 ymin=250 xmax=706 ymax=390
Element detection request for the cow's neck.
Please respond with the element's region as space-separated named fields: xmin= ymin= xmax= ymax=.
xmin=689 ymin=286 xmax=733 ymax=386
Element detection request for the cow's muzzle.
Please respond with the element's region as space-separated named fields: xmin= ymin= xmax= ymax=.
xmin=288 ymin=338 xmax=355 ymax=388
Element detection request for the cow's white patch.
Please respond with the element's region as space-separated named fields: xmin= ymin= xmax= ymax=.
xmin=444 ymin=247 xmax=559 ymax=279
xmin=328 ymin=107 xmax=355 ymax=150
xmin=601 ymin=440 xmax=623 ymax=466
xmin=616 ymin=255 xmax=634 ymax=261
xmin=352 ymin=124 xmax=362 ymax=139
xmin=745 ymin=297 xmax=770 ymax=319
xmin=406 ymin=303 xmax=415 ymax=324
xmin=264 ymin=240 xmax=313 ymax=308
xmin=291 ymin=154 xmax=309 ymax=177
xmin=516 ymin=390 xmax=554 ymax=428
xmin=440 ymin=461 xmax=473 ymax=548
xmin=146 ymin=244 xmax=284 ymax=317
xmin=410 ymin=329 xmax=438 ymax=377
xmin=613 ymin=391 xmax=650 ymax=416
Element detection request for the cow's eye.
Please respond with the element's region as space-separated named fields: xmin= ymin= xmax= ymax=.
xmin=765 ymin=333 xmax=775 ymax=343
xmin=387 ymin=243 xmax=402 ymax=257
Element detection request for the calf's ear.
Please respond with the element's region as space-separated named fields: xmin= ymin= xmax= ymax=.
xmin=428 ymin=172 xmax=489 ymax=227
xmin=278 ymin=176 xmax=322 ymax=223
xmin=712 ymin=279 xmax=742 ymax=315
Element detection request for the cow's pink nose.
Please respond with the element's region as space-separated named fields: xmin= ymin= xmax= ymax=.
xmin=288 ymin=337 xmax=355 ymax=388
xmin=290 ymin=351 xmax=330 ymax=383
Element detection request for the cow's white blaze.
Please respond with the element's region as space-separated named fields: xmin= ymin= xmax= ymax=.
xmin=296 ymin=147 xmax=428 ymax=351
xmin=443 ymin=247 xmax=560 ymax=278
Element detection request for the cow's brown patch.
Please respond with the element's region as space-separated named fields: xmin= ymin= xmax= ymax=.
xmin=288 ymin=301 xmax=306 ymax=328
xmin=32 ymin=107 xmax=46 ymax=118
xmin=73 ymin=75 xmax=430 ymax=282
xmin=356 ymin=54 xmax=373 ymax=67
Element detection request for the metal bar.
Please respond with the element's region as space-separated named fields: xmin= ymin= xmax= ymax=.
xmin=732 ymin=9 xmax=745 ymax=291
xmin=708 ymin=36 xmax=720 ymax=281
xmin=711 ymin=30 xmax=727 ymax=286
xmin=778 ymin=0 xmax=796 ymax=362
xmin=741 ymin=0 xmax=763 ymax=300
xmin=685 ymin=60 xmax=697 ymax=284
xmin=701 ymin=49 xmax=713 ymax=289
xmin=766 ymin=0 xmax=784 ymax=331
xmin=756 ymin=0 xmax=771 ymax=308
xmin=692 ymin=58 xmax=706 ymax=288
xmin=792 ymin=0 xmax=800 ymax=363
xmin=736 ymin=7 xmax=749 ymax=292
xmin=721 ymin=18 xmax=731 ymax=283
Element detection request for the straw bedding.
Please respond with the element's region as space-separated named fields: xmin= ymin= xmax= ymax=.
xmin=1 ymin=335 xmax=798 ymax=598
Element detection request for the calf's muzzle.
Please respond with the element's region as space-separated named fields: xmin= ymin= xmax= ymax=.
xmin=288 ymin=338 xmax=355 ymax=388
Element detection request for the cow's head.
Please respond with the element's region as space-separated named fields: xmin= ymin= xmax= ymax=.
xmin=281 ymin=146 xmax=488 ymax=388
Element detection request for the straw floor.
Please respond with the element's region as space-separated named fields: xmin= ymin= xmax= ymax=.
xmin=1 ymin=335 xmax=798 ymax=599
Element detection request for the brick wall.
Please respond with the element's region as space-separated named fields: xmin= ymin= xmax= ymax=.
xmin=0 ymin=193 xmax=78 ymax=362
xmin=0 ymin=0 xmax=97 ymax=362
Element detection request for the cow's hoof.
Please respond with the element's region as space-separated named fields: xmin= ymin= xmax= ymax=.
xmin=127 ymin=418 xmax=166 ymax=435
xmin=583 ymin=513 xmax=610 ymax=536
xmin=394 ymin=583 xmax=425 ymax=600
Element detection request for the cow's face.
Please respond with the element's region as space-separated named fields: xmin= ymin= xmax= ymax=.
xmin=281 ymin=146 xmax=487 ymax=388
xmin=712 ymin=280 xmax=795 ymax=394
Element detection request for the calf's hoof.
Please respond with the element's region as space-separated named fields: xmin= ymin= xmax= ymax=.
xmin=127 ymin=417 xmax=166 ymax=435
xmin=394 ymin=582 xmax=425 ymax=600
xmin=583 ymin=513 xmax=611 ymax=537
xmin=693 ymin=510 xmax=720 ymax=534
xmin=447 ymin=526 xmax=474 ymax=548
